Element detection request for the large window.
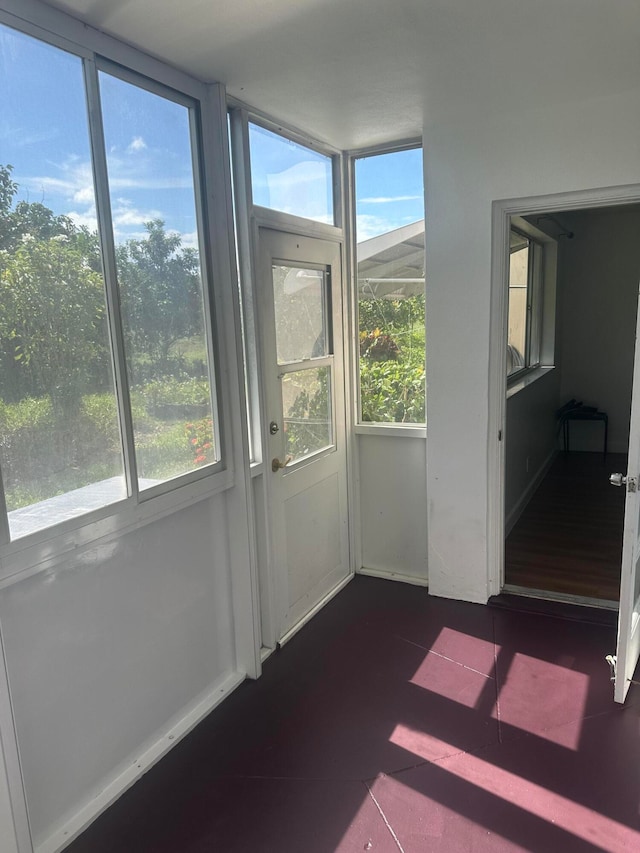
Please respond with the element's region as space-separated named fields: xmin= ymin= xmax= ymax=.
xmin=354 ymin=148 xmax=425 ymax=424
xmin=507 ymin=228 xmax=544 ymax=377
xmin=0 ymin=23 xmax=220 ymax=541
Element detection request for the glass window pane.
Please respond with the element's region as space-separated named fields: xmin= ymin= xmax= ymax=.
xmin=99 ymin=71 xmax=218 ymax=488
xmin=507 ymin=237 xmax=529 ymax=376
xmin=355 ymin=148 xmax=425 ymax=423
xmin=283 ymin=367 xmax=332 ymax=462
xmin=0 ymin=25 xmax=125 ymax=539
xmin=272 ymin=265 xmax=326 ymax=362
xmin=249 ymin=123 xmax=334 ymax=224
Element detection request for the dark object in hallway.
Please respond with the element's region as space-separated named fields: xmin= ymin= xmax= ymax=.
xmin=506 ymin=451 xmax=625 ymax=601
xmin=65 ymin=575 xmax=640 ymax=852
xmin=557 ymin=400 xmax=609 ymax=459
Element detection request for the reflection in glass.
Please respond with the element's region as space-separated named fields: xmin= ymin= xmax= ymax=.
xmin=272 ymin=265 xmax=326 ymax=363
xmin=283 ymin=367 xmax=332 ymax=462
xmin=249 ymin=123 xmax=334 ymax=224
xmin=99 ymin=71 xmax=217 ymax=487
xmin=0 ymin=24 xmax=125 ymax=539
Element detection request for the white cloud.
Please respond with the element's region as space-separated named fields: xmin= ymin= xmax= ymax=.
xmin=127 ymin=136 xmax=147 ymax=153
xmin=66 ymin=207 xmax=98 ymax=233
xmin=112 ymin=200 xmax=163 ymax=228
xmin=359 ymin=194 xmax=423 ymax=204
xmin=356 ymin=213 xmax=411 ymax=241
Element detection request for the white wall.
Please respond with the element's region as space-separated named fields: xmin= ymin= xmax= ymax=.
xmin=425 ymin=87 xmax=640 ymax=603
xmin=505 ymin=371 xmax=560 ymax=530
xmin=557 ymin=208 xmax=640 ymax=454
xmin=358 ymin=434 xmax=427 ymax=584
xmin=0 ymin=496 xmax=239 ymax=849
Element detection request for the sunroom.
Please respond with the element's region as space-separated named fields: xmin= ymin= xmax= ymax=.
xmin=1 ymin=2 xmax=640 ymax=852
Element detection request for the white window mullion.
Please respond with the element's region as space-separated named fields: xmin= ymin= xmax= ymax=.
xmin=83 ymin=57 xmax=139 ymax=501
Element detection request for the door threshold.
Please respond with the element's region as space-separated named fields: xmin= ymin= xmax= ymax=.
xmin=502 ymin=583 xmax=618 ymax=611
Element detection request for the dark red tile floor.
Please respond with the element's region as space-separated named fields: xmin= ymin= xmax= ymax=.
xmin=66 ymin=576 xmax=640 ymax=852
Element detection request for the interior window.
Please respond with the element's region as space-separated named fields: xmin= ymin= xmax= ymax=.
xmin=507 ymin=227 xmax=543 ymax=377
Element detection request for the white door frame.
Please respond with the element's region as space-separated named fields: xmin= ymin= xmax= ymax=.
xmin=488 ymin=182 xmax=640 ymax=599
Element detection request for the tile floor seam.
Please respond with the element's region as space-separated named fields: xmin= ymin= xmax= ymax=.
xmin=374 ymin=735 xmax=504 ymax=783
xmin=363 ymin=778 xmax=406 ymax=853
xmin=492 ymin=616 xmax=503 ymax=743
xmin=393 ymin=634 xmax=496 ymax=679
xmin=482 ymin=703 xmax=632 ymax=753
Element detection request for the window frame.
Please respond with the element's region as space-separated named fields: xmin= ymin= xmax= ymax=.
xmin=348 ymin=140 xmax=426 ymax=432
xmin=507 ymin=225 xmax=546 ymax=383
xmin=0 ymin=15 xmax=229 ymax=554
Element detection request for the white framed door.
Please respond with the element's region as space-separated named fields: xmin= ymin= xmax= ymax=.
xmin=258 ymin=228 xmax=350 ymax=642
xmin=613 ymin=282 xmax=640 ymax=702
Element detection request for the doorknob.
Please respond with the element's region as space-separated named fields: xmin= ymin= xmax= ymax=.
xmin=610 ymin=472 xmax=637 ymax=492
xmin=272 ymin=455 xmax=292 ymax=473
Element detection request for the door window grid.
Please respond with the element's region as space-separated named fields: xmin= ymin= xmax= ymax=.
xmin=271 ymin=263 xmax=333 ymax=463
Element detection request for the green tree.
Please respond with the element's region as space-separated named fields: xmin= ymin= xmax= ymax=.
xmin=0 ymin=236 xmax=110 ymax=410
xmin=116 ymin=220 xmax=202 ymax=376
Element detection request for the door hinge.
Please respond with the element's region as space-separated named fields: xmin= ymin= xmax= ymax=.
xmin=498 ymin=429 xmax=503 ymax=441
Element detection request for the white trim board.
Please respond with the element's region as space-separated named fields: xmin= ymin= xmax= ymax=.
xmin=357 ymin=566 xmax=429 ymax=588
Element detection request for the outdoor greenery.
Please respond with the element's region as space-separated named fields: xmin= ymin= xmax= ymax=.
xmin=359 ymin=294 xmax=426 ymax=423
xmin=0 ymin=164 xmax=214 ymax=511
xmin=0 ymin=162 xmax=425 ymax=513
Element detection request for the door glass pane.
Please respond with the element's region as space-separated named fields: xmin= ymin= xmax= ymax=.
xmin=507 ymin=234 xmax=529 ymax=375
xmin=272 ymin=265 xmax=327 ymax=362
xmin=249 ymin=123 xmax=334 ymax=224
xmin=99 ymin=71 xmax=218 ymax=488
xmin=0 ymin=24 xmax=125 ymax=539
xmin=283 ymin=367 xmax=332 ymax=461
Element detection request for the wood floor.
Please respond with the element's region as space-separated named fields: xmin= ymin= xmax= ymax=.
xmin=505 ymin=451 xmax=626 ymax=602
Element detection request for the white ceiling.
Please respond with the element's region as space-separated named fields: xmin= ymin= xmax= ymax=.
xmin=40 ymin=0 xmax=640 ymax=150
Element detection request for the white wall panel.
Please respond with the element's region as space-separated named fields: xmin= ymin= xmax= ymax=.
xmin=505 ymin=371 xmax=560 ymax=530
xmin=0 ymin=494 xmax=236 ymax=848
xmin=425 ymin=88 xmax=640 ymax=602
xmin=558 ymin=208 xmax=640 ymax=454
xmin=359 ymin=434 xmax=427 ymax=583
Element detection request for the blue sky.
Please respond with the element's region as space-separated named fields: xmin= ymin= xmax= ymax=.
xmin=1 ymin=22 xmax=424 ymax=249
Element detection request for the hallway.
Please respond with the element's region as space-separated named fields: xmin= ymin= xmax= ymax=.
xmin=66 ymin=576 xmax=640 ymax=852
xmin=506 ymin=452 xmax=626 ymax=603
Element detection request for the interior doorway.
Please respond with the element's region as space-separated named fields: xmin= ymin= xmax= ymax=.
xmin=502 ymin=204 xmax=640 ymax=607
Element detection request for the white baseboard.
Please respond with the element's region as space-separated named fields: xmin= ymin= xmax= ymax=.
xmin=357 ymin=566 xmax=429 ymax=588
xmin=41 ymin=670 xmax=246 ymax=853
xmin=505 ymin=448 xmax=557 ymax=536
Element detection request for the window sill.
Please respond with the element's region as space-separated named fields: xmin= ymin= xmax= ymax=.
xmin=355 ymin=423 xmax=426 ymax=439
xmin=506 ymin=365 xmax=555 ymax=400
xmin=0 ymin=466 xmax=235 ymax=589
